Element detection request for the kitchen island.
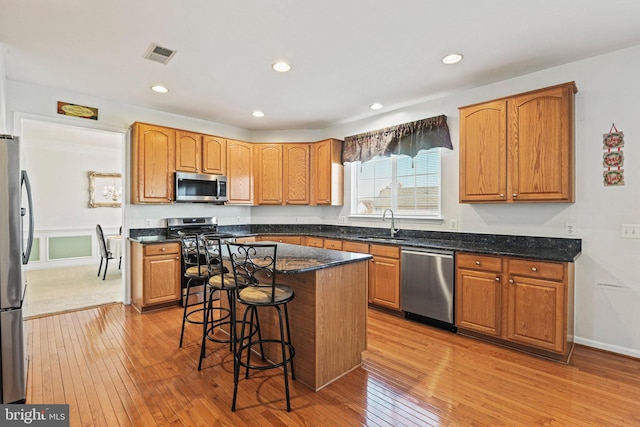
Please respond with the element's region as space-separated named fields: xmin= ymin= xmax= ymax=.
xmin=229 ymin=242 xmax=372 ymax=391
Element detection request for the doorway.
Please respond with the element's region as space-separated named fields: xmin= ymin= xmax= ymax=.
xmin=20 ymin=118 xmax=126 ymax=317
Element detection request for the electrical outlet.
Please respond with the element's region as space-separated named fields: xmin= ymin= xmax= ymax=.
xmin=621 ymin=224 xmax=640 ymax=239
xmin=236 ymin=216 xmax=241 ymax=224
xmin=295 ymin=217 xmax=300 ymax=223
xmin=338 ymin=216 xmax=346 ymax=224
xmin=145 ymin=219 xmax=151 ymax=227
xmin=564 ymin=223 xmax=576 ymax=236
xmin=449 ymin=219 xmax=458 ymax=230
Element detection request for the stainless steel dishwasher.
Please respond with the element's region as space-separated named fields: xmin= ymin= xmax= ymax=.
xmin=401 ymin=247 xmax=456 ymax=331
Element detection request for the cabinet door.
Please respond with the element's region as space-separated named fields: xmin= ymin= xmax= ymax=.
xmin=255 ymin=144 xmax=283 ymax=205
xmin=459 ymin=100 xmax=508 ymax=202
xmin=455 ymin=268 xmax=502 ymax=336
xmin=506 ymin=275 xmax=566 ymax=353
xmin=175 ymin=130 xmax=201 ymax=172
xmin=226 ymin=140 xmax=253 ymax=204
xmin=202 ymin=135 xmax=226 ymax=175
xmin=510 ymin=85 xmax=574 ymax=202
xmin=283 ymin=144 xmax=310 ymax=205
xmin=369 ymin=255 xmax=401 ymax=310
xmin=132 ymin=123 xmax=175 ymax=203
xmin=143 ymin=254 xmax=180 ymax=306
xmin=312 ymin=139 xmax=343 ymax=205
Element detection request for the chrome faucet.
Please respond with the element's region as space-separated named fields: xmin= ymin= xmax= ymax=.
xmin=382 ymin=208 xmax=400 ymax=238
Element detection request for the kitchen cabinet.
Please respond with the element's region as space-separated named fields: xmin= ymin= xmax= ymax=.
xmin=455 ymin=252 xmax=574 ymax=360
xmin=311 ymin=139 xmax=343 ymax=206
xmin=255 ymin=143 xmax=310 ymax=205
xmin=284 ymin=144 xmax=311 ymax=205
xmin=131 ymin=122 xmax=175 ymax=204
xmin=323 ymin=239 xmax=343 ymax=250
xmin=226 ymin=139 xmax=254 ymax=204
xmin=175 ymin=130 xmax=201 ymax=173
xmin=259 ymin=235 xmax=302 ymax=245
xmin=343 ymin=241 xmax=369 ymax=254
xmin=303 ymin=236 xmax=324 ymax=248
xmin=130 ymin=241 xmax=181 ymax=312
xmin=459 ymin=82 xmax=577 ymax=203
xmin=254 ymin=144 xmax=283 ymax=204
xmin=202 ymin=135 xmax=226 ymax=174
xmin=368 ymin=244 xmax=401 ymax=311
xmin=455 ymin=253 xmax=503 ymax=337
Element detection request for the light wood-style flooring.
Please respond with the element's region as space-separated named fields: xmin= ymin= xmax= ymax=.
xmin=27 ymin=304 xmax=640 ymax=426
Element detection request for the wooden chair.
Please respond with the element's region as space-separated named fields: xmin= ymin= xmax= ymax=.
xmin=96 ymin=224 xmax=117 ymax=280
xmin=227 ymin=242 xmax=296 ymax=412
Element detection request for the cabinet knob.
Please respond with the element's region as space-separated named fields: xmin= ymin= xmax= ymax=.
xmin=513 ymin=193 xmax=518 ymax=197
xmin=531 ymin=267 xmax=537 ymax=272
xmin=509 ymin=279 xmax=514 ymax=284
xmin=176 ymin=257 xmax=180 ymax=260
xmin=475 ymin=260 xmax=481 ymax=265
xmin=500 ymin=193 xmax=505 ymax=198
xmin=495 ymin=277 xmax=500 ymax=282
xmin=161 ymin=247 xmax=166 ymax=252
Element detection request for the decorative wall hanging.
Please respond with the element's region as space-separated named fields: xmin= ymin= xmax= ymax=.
xmin=57 ymin=101 xmax=99 ymax=120
xmin=602 ymin=123 xmax=624 ymax=186
xmin=89 ymin=171 xmax=122 ymax=207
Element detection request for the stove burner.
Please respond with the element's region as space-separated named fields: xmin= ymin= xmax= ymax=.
xmin=166 ymin=216 xmax=232 ymax=239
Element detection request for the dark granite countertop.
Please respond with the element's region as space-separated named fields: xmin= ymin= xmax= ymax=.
xmin=129 ymin=224 xmax=582 ymax=263
xmin=261 ymin=241 xmax=372 ymax=274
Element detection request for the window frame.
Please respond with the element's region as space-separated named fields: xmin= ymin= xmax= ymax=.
xmin=349 ymin=149 xmax=443 ymax=220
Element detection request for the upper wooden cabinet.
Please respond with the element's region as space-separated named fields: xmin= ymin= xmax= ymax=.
xmin=311 ymin=139 xmax=343 ymax=205
xmin=284 ymin=144 xmax=310 ymax=205
xmin=255 ymin=144 xmax=284 ymax=205
xmin=202 ymin=135 xmax=226 ymax=175
xmin=175 ymin=130 xmax=201 ymax=173
xmin=255 ymin=143 xmax=311 ymax=205
xmin=459 ymin=82 xmax=577 ymax=203
xmin=131 ymin=122 xmax=175 ymax=204
xmin=175 ymin=131 xmax=226 ymax=175
xmin=226 ymin=139 xmax=254 ymax=204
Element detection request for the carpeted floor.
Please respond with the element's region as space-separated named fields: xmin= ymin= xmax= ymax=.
xmin=26 ymin=263 xmax=123 ymax=318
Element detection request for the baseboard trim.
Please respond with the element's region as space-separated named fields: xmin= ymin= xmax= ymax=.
xmin=574 ymin=336 xmax=640 ymax=359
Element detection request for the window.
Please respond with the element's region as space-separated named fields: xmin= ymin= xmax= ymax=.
xmin=351 ymin=149 xmax=441 ymax=218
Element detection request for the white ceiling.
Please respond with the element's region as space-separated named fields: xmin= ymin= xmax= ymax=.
xmin=2 ymin=0 xmax=640 ymax=131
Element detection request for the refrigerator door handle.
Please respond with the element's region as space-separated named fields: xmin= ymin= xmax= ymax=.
xmin=21 ymin=170 xmax=34 ymax=265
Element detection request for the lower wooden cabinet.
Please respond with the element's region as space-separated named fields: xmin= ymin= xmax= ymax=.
xmin=258 ymin=235 xmax=302 ymax=245
xmin=131 ymin=241 xmax=181 ymax=312
xmin=368 ymin=244 xmax=401 ymax=311
xmin=303 ymin=236 xmax=324 ymax=248
xmin=455 ymin=252 xmax=574 ymax=360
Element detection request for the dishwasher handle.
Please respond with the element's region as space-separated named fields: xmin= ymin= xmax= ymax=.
xmin=401 ymin=248 xmax=454 ymax=258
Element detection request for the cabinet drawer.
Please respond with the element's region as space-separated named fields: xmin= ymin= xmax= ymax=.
xmin=343 ymin=241 xmax=369 ymax=253
xmin=457 ymin=253 xmax=502 ymax=273
xmin=369 ymin=244 xmax=400 ymax=259
xmin=305 ymin=237 xmax=324 ymax=248
xmin=509 ymin=258 xmax=564 ymax=281
xmin=324 ymin=239 xmax=343 ymax=250
xmin=144 ymin=243 xmax=180 ymax=256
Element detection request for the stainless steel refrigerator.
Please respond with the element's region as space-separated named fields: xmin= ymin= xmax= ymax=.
xmin=0 ymin=135 xmax=33 ymax=404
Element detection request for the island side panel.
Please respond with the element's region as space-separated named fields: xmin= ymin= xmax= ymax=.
xmin=314 ymin=260 xmax=368 ymax=389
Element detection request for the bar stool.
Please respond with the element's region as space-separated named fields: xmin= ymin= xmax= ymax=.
xmin=178 ymin=234 xmax=210 ymax=348
xmin=198 ymin=234 xmax=237 ymax=370
xmin=227 ymin=242 xmax=296 ymax=412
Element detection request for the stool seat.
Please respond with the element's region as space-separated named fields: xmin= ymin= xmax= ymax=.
xmin=185 ymin=265 xmax=209 ymax=278
xmin=238 ymin=284 xmax=293 ymax=305
xmin=208 ymin=274 xmax=238 ymax=290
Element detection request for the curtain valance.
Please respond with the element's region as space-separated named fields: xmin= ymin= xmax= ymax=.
xmin=342 ymin=114 xmax=453 ymax=163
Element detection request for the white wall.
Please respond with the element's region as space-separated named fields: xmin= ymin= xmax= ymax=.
xmin=3 ymin=44 xmax=640 ymax=357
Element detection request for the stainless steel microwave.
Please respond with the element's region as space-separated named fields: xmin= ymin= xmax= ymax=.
xmin=174 ymin=172 xmax=228 ymax=203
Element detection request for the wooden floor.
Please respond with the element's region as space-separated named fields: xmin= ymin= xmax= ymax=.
xmin=27 ymin=304 xmax=640 ymax=426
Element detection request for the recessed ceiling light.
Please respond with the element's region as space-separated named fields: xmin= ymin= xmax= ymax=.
xmin=252 ymin=110 xmax=265 ymax=118
xmin=442 ymin=53 xmax=463 ymax=65
xmin=272 ymin=61 xmax=291 ymax=72
xmin=369 ymin=103 xmax=384 ymax=110
xmin=151 ymin=85 xmax=169 ymax=93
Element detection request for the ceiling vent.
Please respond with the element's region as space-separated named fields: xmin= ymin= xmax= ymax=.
xmin=143 ymin=43 xmax=176 ymax=65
